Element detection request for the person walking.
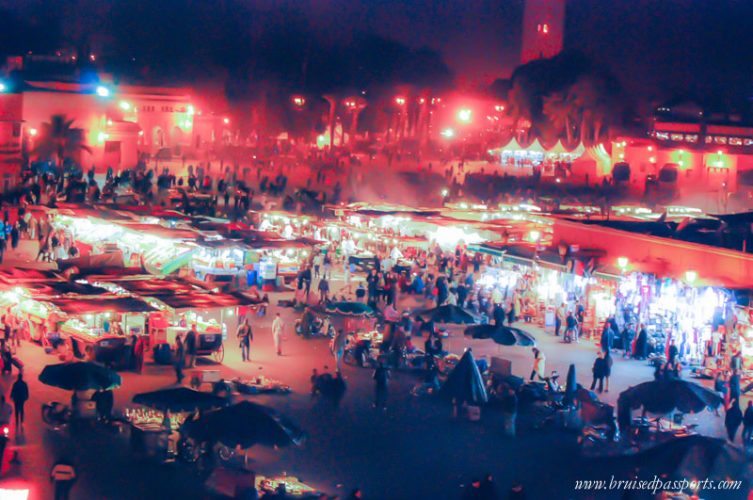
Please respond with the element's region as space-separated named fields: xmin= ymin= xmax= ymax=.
xmin=318 ymin=276 xmax=330 ymax=304
xmin=635 ymin=324 xmax=648 ymax=360
xmin=530 ymin=348 xmax=546 ymax=381
xmin=332 ymin=328 xmax=348 ymax=373
xmin=590 ymin=351 xmax=606 ymax=393
xmin=623 ymin=323 xmax=635 ymax=358
xmin=174 ymin=335 xmax=185 ymax=384
xmin=185 ymin=325 xmax=198 ymax=368
xmin=10 ymin=372 xmax=28 ymax=429
xmin=313 ymin=253 xmax=323 ymax=279
xmin=323 ymin=253 xmax=332 ymax=280
xmin=729 ymin=369 xmax=742 ymax=403
xmin=600 ymin=320 xmax=614 ymax=353
xmin=373 ymin=361 xmax=390 ymax=410
xmin=51 ymin=458 xmax=77 ymax=500
xmin=236 ymin=318 xmax=252 ymax=362
xmin=272 ymin=312 xmax=285 ymax=356
xmin=743 ymin=401 xmax=753 ymax=444
xmin=603 ymin=350 xmax=613 ymax=392
xmin=725 ymin=399 xmax=743 ymax=443
xmin=134 ymin=335 xmax=145 ymax=374
xmin=554 ymin=303 xmax=565 ymax=337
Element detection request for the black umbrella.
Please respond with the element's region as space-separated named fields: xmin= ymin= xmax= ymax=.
xmin=420 ymin=304 xmax=479 ymax=325
xmin=464 ymin=324 xmax=536 ymax=346
xmin=619 ymin=379 xmax=723 ymax=415
xmin=182 ymin=401 xmax=305 ymax=449
xmin=440 ymin=350 xmax=488 ymax=404
xmin=563 ymin=364 xmax=577 ymax=407
xmin=39 ymin=362 xmax=121 ymax=391
xmin=633 ymin=435 xmax=751 ymax=484
xmin=132 ymin=388 xmax=229 ymax=413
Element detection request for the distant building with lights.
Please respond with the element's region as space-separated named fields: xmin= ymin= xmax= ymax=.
xmin=607 ymin=105 xmax=753 ymax=208
xmin=521 ymin=0 xmax=565 ymax=63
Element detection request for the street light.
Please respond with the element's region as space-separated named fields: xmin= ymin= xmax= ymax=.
xmin=457 ymin=108 xmax=472 ymax=123
xmin=440 ymin=128 xmax=455 ymax=138
xmin=292 ymin=95 xmax=306 ymax=108
xmin=119 ymin=100 xmax=131 ymax=111
xmin=684 ymin=270 xmax=698 ymax=284
xmin=394 ymin=96 xmax=406 ymax=106
xmin=95 ymin=85 xmax=110 ymax=98
xmin=0 ymin=82 xmax=6 ymax=93
xmin=616 ymin=256 xmax=629 ymax=271
xmin=223 ymin=117 xmax=230 ymax=125
xmin=28 ymin=128 xmax=37 ymax=137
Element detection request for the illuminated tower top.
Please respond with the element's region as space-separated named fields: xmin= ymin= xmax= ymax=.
xmin=521 ymin=0 xmax=565 ymax=64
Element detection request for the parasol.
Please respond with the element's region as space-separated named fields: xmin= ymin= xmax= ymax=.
xmin=464 ymin=324 xmax=536 ymax=346
xmin=39 ymin=362 xmax=122 ymax=391
xmin=440 ymin=350 xmax=488 ymax=404
xmin=632 ymin=435 xmax=752 ymax=485
xmin=419 ymin=304 xmax=479 ymax=325
xmin=563 ymin=364 xmax=577 ymax=407
xmin=182 ymin=401 xmax=306 ymax=449
xmin=619 ymin=379 xmax=722 ymax=415
xmin=132 ymin=387 xmax=229 ymax=412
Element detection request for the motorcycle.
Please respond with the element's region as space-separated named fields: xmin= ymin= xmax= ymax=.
xmin=563 ymin=326 xmax=578 ymax=344
xmin=42 ymin=402 xmax=72 ymax=430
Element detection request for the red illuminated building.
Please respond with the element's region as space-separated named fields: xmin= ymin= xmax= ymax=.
xmin=521 ymin=0 xmax=565 ymax=63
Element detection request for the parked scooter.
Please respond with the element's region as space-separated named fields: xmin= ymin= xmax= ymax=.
xmin=41 ymin=402 xmax=72 ymax=430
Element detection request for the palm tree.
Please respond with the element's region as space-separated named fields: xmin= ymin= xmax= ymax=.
xmin=33 ymin=115 xmax=92 ymax=170
xmin=343 ymin=96 xmax=367 ymax=151
xmin=322 ymin=94 xmax=338 ymax=152
xmin=542 ymin=91 xmax=579 ymax=145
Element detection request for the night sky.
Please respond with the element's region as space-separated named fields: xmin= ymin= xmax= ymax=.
xmin=1 ymin=0 xmax=752 ymax=102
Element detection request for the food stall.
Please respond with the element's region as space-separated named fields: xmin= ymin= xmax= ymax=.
xmin=46 ymin=295 xmax=158 ymax=367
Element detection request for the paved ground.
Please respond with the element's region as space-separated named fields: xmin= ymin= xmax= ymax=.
xmin=0 ymin=249 xmax=744 ymax=499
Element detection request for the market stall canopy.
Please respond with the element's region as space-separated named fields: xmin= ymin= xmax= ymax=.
xmin=39 ymin=361 xmax=122 ymax=391
xmin=618 ymin=379 xmax=722 ymax=415
xmin=242 ymin=237 xmax=316 ymax=250
xmin=0 ymin=268 xmax=62 ymax=284
xmin=333 ymin=202 xmax=441 ymax=217
xmin=117 ymin=222 xmax=200 ymax=241
xmin=463 ymin=324 xmax=536 ymax=346
xmin=151 ymin=290 xmax=262 ymax=310
xmin=102 ymin=277 xmax=206 ymax=297
xmin=418 ymin=304 xmax=480 ymax=324
xmin=440 ymin=350 xmax=488 ymax=404
xmin=312 ymin=301 xmax=377 ymax=318
xmin=132 ymin=387 xmax=229 ymax=412
xmin=25 ymin=281 xmax=110 ymax=297
xmin=182 ymin=401 xmax=306 ymax=449
xmin=48 ymin=296 xmax=158 ymax=315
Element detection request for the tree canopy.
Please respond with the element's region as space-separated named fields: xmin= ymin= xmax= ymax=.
xmin=507 ymin=51 xmax=624 ymax=145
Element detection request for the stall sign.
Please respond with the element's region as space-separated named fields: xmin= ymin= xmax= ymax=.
xmin=259 ymin=261 xmax=277 ymax=280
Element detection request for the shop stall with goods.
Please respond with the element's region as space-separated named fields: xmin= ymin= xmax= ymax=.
xmin=468 ymin=243 xmax=616 ymax=333
xmin=615 ymin=273 xmax=735 ymax=363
